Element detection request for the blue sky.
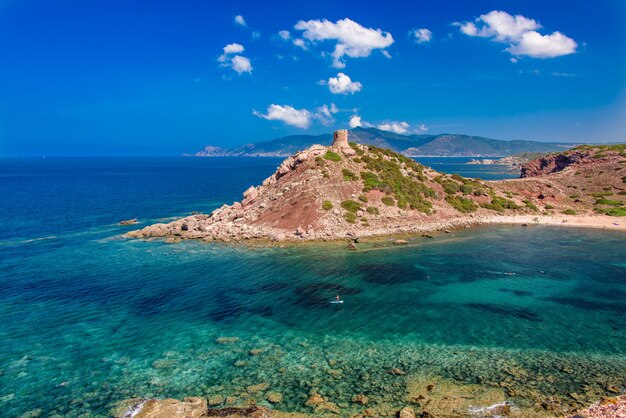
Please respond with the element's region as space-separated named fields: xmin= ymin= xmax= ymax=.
xmin=1 ymin=0 xmax=625 ymax=156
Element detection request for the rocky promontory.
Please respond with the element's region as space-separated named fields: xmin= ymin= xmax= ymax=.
xmin=126 ymin=136 xmax=626 ymax=243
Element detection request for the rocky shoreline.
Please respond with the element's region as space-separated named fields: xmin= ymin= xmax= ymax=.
xmin=111 ymin=383 xmax=625 ymax=418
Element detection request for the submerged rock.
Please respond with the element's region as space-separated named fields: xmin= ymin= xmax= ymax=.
xmin=117 ymin=397 xmax=206 ymax=418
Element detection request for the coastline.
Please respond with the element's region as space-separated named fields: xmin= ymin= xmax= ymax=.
xmin=125 ymin=213 xmax=626 ymax=248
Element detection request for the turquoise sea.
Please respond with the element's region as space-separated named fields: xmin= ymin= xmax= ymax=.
xmin=0 ymin=157 xmax=624 ymax=417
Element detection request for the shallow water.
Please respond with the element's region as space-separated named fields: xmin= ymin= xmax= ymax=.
xmin=0 ymin=158 xmax=624 ymax=417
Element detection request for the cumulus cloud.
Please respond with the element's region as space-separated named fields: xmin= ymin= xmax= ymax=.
xmin=222 ymin=43 xmax=244 ymax=55
xmin=218 ymin=43 xmax=252 ymax=75
xmin=349 ymin=115 xmax=363 ymax=128
xmin=325 ymin=72 xmax=362 ymax=95
xmin=230 ymin=56 xmax=252 ymax=74
xmin=377 ymin=121 xmax=410 ymax=134
xmin=254 ymin=103 xmax=338 ymax=128
xmin=349 ymin=115 xmax=422 ymax=134
xmin=234 ymin=15 xmax=247 ymax=26
xmin=506 ymin=31 xmax=577 ymax=58
xmin=293 ymin=38 xmax=308 ymax=50
xmin=314 ymin=103 xmax=339 ymax=125
xmin=411 ymin=28 xmax=432 ymax=44
xmin=278 ymin=30 xmax=291 ymax=40
xmin=253 ymin=105 xmax=312 ymax=128
xmin=294 ymin=18 xmax=394 ymax=68
xmin=456 ymin=10 xmax=577 ymax=59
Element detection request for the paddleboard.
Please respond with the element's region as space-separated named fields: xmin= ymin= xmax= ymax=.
xmin=330 ymin=300 xmax=344 ymax=304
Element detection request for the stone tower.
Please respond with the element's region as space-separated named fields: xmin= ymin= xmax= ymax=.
xmin=332 ymin=129 xmax=349 ymax=148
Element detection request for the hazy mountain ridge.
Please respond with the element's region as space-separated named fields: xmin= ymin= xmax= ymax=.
xmin=193 ymin=127 xmax=577 ymax=157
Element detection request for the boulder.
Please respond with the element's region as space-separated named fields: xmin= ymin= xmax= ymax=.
xmin=295 ymin=226 xmax=306 ymax=236
xmin=126 ymin=397 xmax=207 ymax=418
xmin=242 ymin=188 xmax=259 ymax=207
xmin=119 ymin=219 xmax=138 ymax=226
xmin=243 ymin=186 xmax=256 ymax=198
xmin=394 ymin=239 xmax=408 ymax=245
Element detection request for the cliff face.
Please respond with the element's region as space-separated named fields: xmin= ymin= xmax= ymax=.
xmin=520 ymin=145 xmax=626 ymax=178
xmin=127 ymin=138 xmax=626 ymax=243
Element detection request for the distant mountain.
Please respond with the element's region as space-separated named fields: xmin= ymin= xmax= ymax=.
xmin=193 ymin=127 xmax=577 ymax=157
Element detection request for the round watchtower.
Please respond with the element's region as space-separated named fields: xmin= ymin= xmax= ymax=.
xmin=332 ymin=129 xmax=349 ymax=148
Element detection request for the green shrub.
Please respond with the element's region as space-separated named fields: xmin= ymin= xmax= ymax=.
xmin=569 ymin=193 xmax=580 ymax=199
xmin=446 ymin=195 xmax=478 ymax=213
xmin=622 ymin=176 xmax=626 ymax=183
xmin=382 ymin=196 xmax=395 ymax=206
xmin=590 ymin=191 xmax=613 ymax=197
xmin=341 ymin=200 xmax=362 ymax=213
xmin=545 ymin=204 xmax=554 ymax=210
xmin=595 ymin=207 xmax=626 ymax=216
xmin=595 ymin=198 xmax=623 ymax=207
xmin=366 ymin=206 xmax=379 ymax=215
xmin=523 ymin=200 xmax=538 ymax=211
xmin=480 ymin=196 xmax=519 ymax=213
xmin=342 ymin=168 xmax=357 ymax=181
xmin=359 ymin=147 xmax=432 ymax=213
xmin=344 ymin=212 xmax=357 ymax=223
xmin=315 ymin=156 xmax=325 ymax=167
xmin=618 ymin=191 xmax=626 ymax=195
xmin=323 ymin=151 xmax=341 ymax=162
xmin=349 ymin=142 xmax=364 ymax=156
xmin=322 ymin=200 xmax=333 ymax=211
xmin=353 ymin=157 xmax=361 ymax=163
xmin=480 ymin=196 xmax=519 ymax=212
xmin=361 ymin=171 xmax=383 ymax=191
xmin=562 ymin=209 xmax=577 ymax=215
xmin=358 ymin=195 xmax=368 ymax=202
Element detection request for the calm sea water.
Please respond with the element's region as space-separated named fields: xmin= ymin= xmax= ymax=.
xmin=0 ymin=157 xmax=624 ymax=417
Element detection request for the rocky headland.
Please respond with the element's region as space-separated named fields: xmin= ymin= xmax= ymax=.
xmin=126 ymin=133 xmax=626 ymax=243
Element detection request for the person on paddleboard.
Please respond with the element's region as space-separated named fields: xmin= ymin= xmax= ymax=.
xmin=335 ymin=294 xmax=340 ymax=302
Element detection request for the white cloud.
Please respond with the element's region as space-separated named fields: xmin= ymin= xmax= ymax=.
xmin=293 ymin=38 xmax=308 ymax=50
xmin=222 ymin=43 xmax=244 ymax=55
xmin=254 ymin=105 xmax=312 ymax=128
xmin=349 ymin=115 xmax=418 ymax=134
xmin=326 ymin=73 xmax=362 ymax=95
xmin=234 ymin=15 xmax=247 ymax=26
xmin=218 ymin=43 xmax=252 ymax=75
xmin=230 ymin=56 xmax=252 ymax=74
xmin=251 ymin=31 xmax=261 ymax=40
xmin=417 ymin=123 xmax=428 ymax=133
xmin=456 ymin=10 xmax=577 ymax=59
xmin=506 ymin=31 xmax=577 ymax=58
xmin=411 ymin=28 xmax=432 ymax=44
xmin=315 ymin=103 xmax=339 ymax=125
xmin=377 ymin=121 xmax=410 ymax=134
xmin=254 ymin=103 xmax=338 ymax=128
xmin=278 ymin=30 xmax=291 ymax=40
xmin=457 ymin=10 xmax=539 ymax=42
xmin=349 ymin=115 xmax=363 ymax=128
xmin=294 ymin=18 xmax=394 ymax=68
